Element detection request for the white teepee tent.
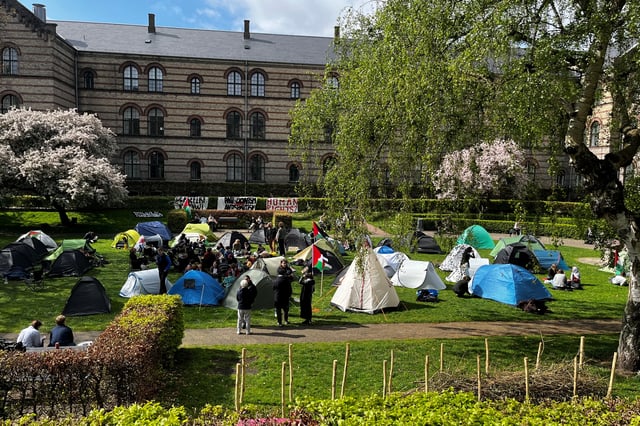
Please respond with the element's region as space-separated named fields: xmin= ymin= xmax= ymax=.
xmin=331 ymin=248 xmax=400 ymax=314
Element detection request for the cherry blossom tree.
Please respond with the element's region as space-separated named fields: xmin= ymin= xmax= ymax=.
xmin=0 ymin=108 xmax=127 ymax=225
xmin=433 ymin=139 xmax=527 ymax=200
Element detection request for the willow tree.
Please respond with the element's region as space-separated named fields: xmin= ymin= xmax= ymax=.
xmin=290 ymin=0 xmax=640 ymax=370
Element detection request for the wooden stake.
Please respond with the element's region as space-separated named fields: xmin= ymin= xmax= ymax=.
xmin=424 ymin=355 xmax=430 ymax=393
xmin=331 ymin=359 xmax=337 ymax=400
xmin=524 ymin=357 xmax=529 ymax=403
xmin=382 ymin=359 xmax=387 ymax=396
xmin=341 ymin=343 xmax=350 ymax=398
xmin=607 ymin=352 xmax=618 ymax=399
xmin=440 ymin=343 xmax=444 ymax=373
xmin=240 ymin=348 xmax=246 ymax=404
xmin=288 ymin=344 xmax=293 ymax=402
xmin=484 ymin=338 xmax=490 ymax=374
xmin=281 ymin=361 xmax=286 ymax=417
xmin=573 ymin=356 xmax=578 ymax=400
xmin=579 ymin=336 xmax=585 ymax=369
xmin=235 ymin=362 xmax=241 ymax=412
xmin=536 ymin=341 xmax=543 ymax=370
xmin=476 ymin=355 xmax=481 ymax=402
xmin=388 ymin=349 xmax=394 ymax=395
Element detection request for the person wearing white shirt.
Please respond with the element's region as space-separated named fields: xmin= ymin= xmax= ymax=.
xmin=551 ymin=269 xmax=568 ymax=289
xmin=17 ymin=320 xmax=45 ymax=348
xmin=611 ymin=272 xmax=628 ymax=286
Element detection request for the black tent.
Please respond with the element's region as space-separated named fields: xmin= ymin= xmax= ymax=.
xmin=248 ymin=228 xmax=268 ymax=245
xmin=413 ymin=232 xmax=443 ymax=254
xmin=62 ymin=276 xmax=111 ymax=316
xmin=217 ymin=231 xmax=249 ymax=249
xmin=15 ymin=237 xmax=49 ymax=259
xmin=493 ymin=243 xmax=539 ymax=271
xmin=0 ymin=242 xmax=42 ymax=279
xmin=47 ymin=250 xmax=93 ymax=278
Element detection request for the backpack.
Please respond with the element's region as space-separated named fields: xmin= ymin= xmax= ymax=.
xmin=416 ymin=289 xmax=438 ymax=302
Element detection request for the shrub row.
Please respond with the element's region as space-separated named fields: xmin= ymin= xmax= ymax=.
xmin=0 ymin=295 xmax=184 ymax=420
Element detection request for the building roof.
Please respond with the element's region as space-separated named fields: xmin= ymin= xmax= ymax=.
xmin=52 ymin=20 xmax=335 ymax=66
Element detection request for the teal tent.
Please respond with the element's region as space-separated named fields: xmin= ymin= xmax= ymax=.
xmin=456 ymin=225 xmax=495 ymax=250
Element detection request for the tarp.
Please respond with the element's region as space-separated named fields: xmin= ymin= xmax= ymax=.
xmin=390 ymin=259 xmax=446 ymax=290
xmin=111 ymin=229 xmax=140 ymax=249
xmin=490 ymin=235 xmax=546 ymax=257
xmin=46 ymin=250 xmax=93 ymax=278
xmin=250 ymin=256 xmax=286 ymax=276
xmin=533 ymin=250 xmax=570 ymax=271
xmin=222 ymin=269 xmax=274 ymax=310
xmin=292 ymin=239 xmax=345 ymax=275
xmin=331 ymin=248 xmax=400 ymax=314
xmin=62 ymin=276 xmax=111 ymax=316
xmin=119 ymin=268 xmax=173 ymax=297
xmin=17 ymin=230 xmax=58 ymax=252
xmin=470 ymin=264 xmax=552 ymax=306
xmin=456 ymin=225 xmax=495 ymax=249
xmin=168 ymin=270 xmax=225 ymax=306
xmin=135 ymin=221 xmax=173 ymax=242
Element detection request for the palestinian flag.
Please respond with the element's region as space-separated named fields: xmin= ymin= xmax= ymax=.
xmin=312 ymin=221 xmax=329 ymax=240
xmin=312 ymin=244 xmax=328 ymax=271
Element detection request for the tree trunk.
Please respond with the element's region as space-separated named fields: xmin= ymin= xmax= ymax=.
xmin=52 ymin=202 xmax=71 ymax=227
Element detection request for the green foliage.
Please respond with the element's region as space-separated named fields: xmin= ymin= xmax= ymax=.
xmin=167 ymin=209 xmax=188 ymax=233
xmin=84 ymin=402 xmax=189 ymax=425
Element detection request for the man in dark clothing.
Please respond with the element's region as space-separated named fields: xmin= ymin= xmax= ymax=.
xmin=156 ymin=247 xmax=172 ymax=294
xmin=236 ymin=277 xmax=257 ymax=335
xmin=273 ymin=259 xmax=294 ymax=326
xmin=298 ymin=269 xmax=315 ymax=325
xmin=48 ymin=315 xmax=75 ymax=347
xmin=453 ymin=276 xmax=471 ymax=297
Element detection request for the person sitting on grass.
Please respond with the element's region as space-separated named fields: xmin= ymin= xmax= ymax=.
xmin=551 ymin=268 xmax=568 ymax=290
xmin=611 ymin=271 xmax=628 ymax=286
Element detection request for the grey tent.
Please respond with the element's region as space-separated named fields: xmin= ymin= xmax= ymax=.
xmin=62 ymin=276 xmax=111 ymax=316
xmin=222 ymin=269 xmax=274 ymax=310
xmin=493 ymin=243 xmax=540 ymax=271
xmin=284 ymin=228 xmax=310 ymax=252
xmin=0 ymin=242 xmax=43 ymax=279
xmin=248 ymin=228 xmax=269 ymax=245
xmin=218 ymin=231 xmax=249 ymax=249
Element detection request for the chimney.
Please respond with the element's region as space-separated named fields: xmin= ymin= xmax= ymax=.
xmin=148 ymin=13 xmax=156 ymax=33
xmin=244 ymin=20 xmax=250 ymax=40
xmin=334 ymin=26 xmax=340 ymax=42
xmin=32 ymin=3 xmax=46 ymax=22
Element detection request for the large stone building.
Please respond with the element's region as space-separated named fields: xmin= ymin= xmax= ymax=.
xmin=0 ymin=0 xmax=337 ymax=196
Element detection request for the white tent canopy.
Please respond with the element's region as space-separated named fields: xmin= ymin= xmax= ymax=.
xmin=390 ymin=259 xmax=446 ymax=290
xmin=331 ymin=248 xmax=400 ymax=314
xmin=119 ymin=268 xmax=172 ymax=297
xmin=375 ymin=250 xmax=410 ymax=278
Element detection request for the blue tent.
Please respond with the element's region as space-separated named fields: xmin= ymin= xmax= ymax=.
xmin=470 ymin=264 xmax=552 ymax=306
xmin=135 ymin=221 xmax=173 ymax=242
xmin=168 ymin=270 xmax=225 ymax=306
xmin=533 ymin=250 xmax=569 ymax=271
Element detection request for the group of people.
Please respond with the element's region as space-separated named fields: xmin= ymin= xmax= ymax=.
xmin=544 ymin=264 xmax=582 ymax=290
xmin=235 ymin=259 xmax=315 ymax=334
xmin=17 ymin=315 xmax=75 ymax=349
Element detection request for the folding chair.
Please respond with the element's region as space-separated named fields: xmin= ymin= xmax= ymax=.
xmin=24 ymin=268 xmax=45 ymax=291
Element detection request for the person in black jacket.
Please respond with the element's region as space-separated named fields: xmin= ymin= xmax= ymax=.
xmin=273 ymin=259 xmax=294 ymax=326
xmin=236 ymin=277 xmax=257 ymax=335
xmin=298 ymin=268 xmax=315 ymax=325
xmin=48 ymin=315 xmax=75 ymax=347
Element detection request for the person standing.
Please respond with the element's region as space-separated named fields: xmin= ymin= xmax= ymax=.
xmin=276 ymin=222 xmax=286 ymax=256
xmin=298 ymin=269 xmax=315 ymax=325
xmin=48 ymin=315 xmax=75 ymax=347
xmin=17 ymin=320 xmax=45 ymax=348
xmin=236 ymin=277 xmax=257 ymax=335
xmin=273 ymin=259 xmax=294 ymax=326
xmin=156 ymin=247 xmax=172 ymax=294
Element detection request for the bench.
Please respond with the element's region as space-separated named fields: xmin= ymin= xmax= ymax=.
xmin=217 ymin=217 xmax=239 ymax=228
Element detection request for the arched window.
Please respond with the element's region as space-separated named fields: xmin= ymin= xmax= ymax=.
xmin=226 ymin=111 xmax=242 ymax=139
xmin=148 ymin=108 xmax=164 ymax=136
xmin=289 ymin=164 xmax=300 ymax=182
xmin=249 ymin=155 xmax=265 ymax=181
xmin=556 ymin=170 xmax=566 ymax=187
xmin=148 ymin=66 xmax=163 ymax=92
xmin=83 ymin=70 xmax=95 ymax=89
xmin=227 ymin=71 xmax=242 ymax=96
xmin=327 ymin=75 xmax=339 ymax=89
xmin=190 ymin=77 xmax=201 ymax=95
xmin=322 ymin=156 xmax=337 ymax=175
xmin=1 ymin=47 xmax=18 ymax=75
xmin=226 ymin=153 xmax=244 ymax=181
xmin=249 ymin=112 xmax=265 ymax=139
xmin=190 ymin=162 xmax=202 ymax=181
xmin=1 ymin=94 xmax=20 ymax=113
xmin=250 ymin=72 xmax=265 ymax=97
xmin=148 ymin=151 xmax=165 ymax=179
xmin=123 ymin=65 xmax=139 ymax=91
xmin=190 ymin=118 xmax=202 ymax=137
xmin=590 ymin=122 xmax=600 ymax=147
xmin=526 ymin=161 xmax=537 ymax=182
xmin=290 ymin=81 xmax=301 ymax=99
xmin=123 ymin=150 xmax=140 ymax=179
xmin=122 ymin=107 xmax=140 ymax=135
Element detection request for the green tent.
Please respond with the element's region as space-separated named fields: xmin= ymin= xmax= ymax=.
xmin=490 ymin=235 xmax=546 ymax=257
xmin=456 ymin=225 xmax=495 ymax=250
xmin=45 ymin=239 xmax=95 ymax=262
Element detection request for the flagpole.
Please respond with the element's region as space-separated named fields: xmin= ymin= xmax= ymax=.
xmin=321 ymin=268 xmax=324 ymax=297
